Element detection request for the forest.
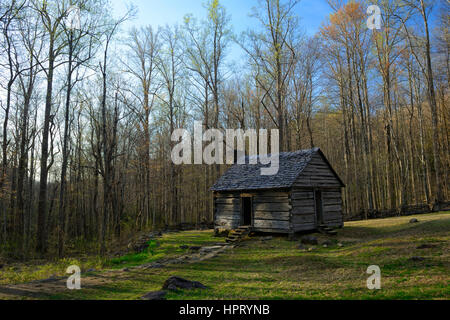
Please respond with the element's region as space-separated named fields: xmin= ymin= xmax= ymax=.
xmin=0 ymin=0 xmax=448 ymax=259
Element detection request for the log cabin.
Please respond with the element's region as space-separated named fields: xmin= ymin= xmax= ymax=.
xmin=211 ymin=148 xmax=345 ymax=234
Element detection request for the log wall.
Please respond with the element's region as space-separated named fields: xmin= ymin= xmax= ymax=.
xmin=214 ymin=192 xmax=241 ymax=230
xmin=321 ymin=188 xmax=344 ymax=227
xmin=293 ymin=153 xmax=342 ymax=188
xmin=252 ymin=191 xmax=291 ymax=233
xmin=290 ymin=188 xmax=316 ymax=232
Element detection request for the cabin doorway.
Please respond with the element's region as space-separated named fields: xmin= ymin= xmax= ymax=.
xmin=241 ymin=197 xmax=253 ymax=226
xmin=314 ymin=190 xmax=323 ymax=226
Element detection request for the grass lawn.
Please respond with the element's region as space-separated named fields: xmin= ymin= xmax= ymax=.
xmin=0 ymin=212 xmax=449 ymax=300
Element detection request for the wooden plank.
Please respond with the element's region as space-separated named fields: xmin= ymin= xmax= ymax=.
xmin=322 ymin=221 xmax=342 ymax=227
xmin=253 ymin=219 xmax=290 ymax=229
xmin=215 ymin=193 xmax=241 ymax=198
xmin=257 ymin=191 xmax=289 ymax=197
xmin=253 ymin=211 xmax=290 ymax=221
xmin=216 ymin=216 xmax=240 ymax=221
xmin=291 ymin=192 xmax=314 ymax=200
xmin=323 ymin=205 xmax=342 ymax=212
xmin=291 ymin=214 xmax=315 ymax=224
xmin=323 ymin=213 xmax=342 ymax=221
xmin=215 ymin=198 xmax=240 ymax=204
xmin=322 ymin=198 xmax=342 ymax=205
xmin=292 ymin=223 xmax=316 ymax=232
xmin=322 ymin=190 xmax=342 ymax=195
xmin=216 ymin=210 xmax=240 ymax=217
xmin=216 ymin=204 xmax=240 ymax=211
xmin=253 ymin=203 xmax=291 ymax=211
xmin=252 ymin=227 xmax=291 ymax=234
xmin=291 ymin=200 xmax=315 ymax=207
xmin=291 ymin=206 xmax=315 ymax=215
xmin=253 ymin=197 xmax=289 ymax=203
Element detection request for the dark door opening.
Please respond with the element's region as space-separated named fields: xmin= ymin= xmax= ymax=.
xmin=314 ymin=190 xmax=323 ymax=226
xmin=241 ymin=197 xmax=252 ymax=226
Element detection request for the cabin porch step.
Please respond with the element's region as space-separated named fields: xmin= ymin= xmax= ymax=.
xmin=225 ymin=226 xmax=253 ymax=243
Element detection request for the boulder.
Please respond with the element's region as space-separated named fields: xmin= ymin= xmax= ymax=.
xmin=417 ymin=244 xmax=437 ymax=250
xmin=180 ymin=245 xmax=189 ymax=250
xmin=409 ymin=218 xmax=419 ymax=224
xmin=141 ymin=291 xmax=167 ymax=300
xmin=162 ymin=276 xmax=207 ymax=291
xmin=301 ymin=235 xmax=318 ymax=245
xmin=322 ymin=240 xmax=334 ymax=247
xmin=409 ymin=256 xmax=425 ymax=262
xmin=149 ymin=263 xmax=165 ymax=269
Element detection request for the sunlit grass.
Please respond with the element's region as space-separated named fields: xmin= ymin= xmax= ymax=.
xmin=1 ymin=212 xmax=449 ymax=300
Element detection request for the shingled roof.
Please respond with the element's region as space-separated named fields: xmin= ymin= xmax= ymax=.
xmin=211 ymin=148 xmax=337 ymax=192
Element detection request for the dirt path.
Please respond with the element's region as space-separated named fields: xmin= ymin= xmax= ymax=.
xmin=0 ymin=243 xmax=234 ymax=300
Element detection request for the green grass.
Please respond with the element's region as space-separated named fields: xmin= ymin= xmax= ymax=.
xmin=1 ymin=212 xmax=449 ymax=300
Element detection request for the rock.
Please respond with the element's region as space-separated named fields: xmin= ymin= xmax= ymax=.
xmin=214 ymin=243 xmax=227 ymax=247
xmin=261 ymin=236 xmax=273 ymax=241
xmin=162 ymin=276 xmax=207 ymax=291
xmin=200 ymin=246 xmax=223 ymax=253
xmin=322 ymin=240 xmax=334 ymax=247
xmin=214 ymin=229 xmax=229 ymax=237
xmin=409 ymin=256 xmax=425 ymax=262
xmin=308 ymin=247 xmax=316 ymax=252
xmin=86 ymin=268 xmax=96 ymax=272
xmin=122 ymin=268 xmax=130 ymax=272
xmin=337 ymin=243 xmax=344 ymax=247
xmin=141 ymin=291 xmax=167 ymax=300
xmin=409 ymin=218 xmax=419 ymax=224
xmin=189 ymin=246 xmax=202 ymax=251
xmin=180 ymin=245 xmax=189 ymax=250
xmin=301 ymin=235 xmax=318 ymax=245
xmin=417 ymin=244 xmax=437 ymax=249
xmin=298 ymin=244 xmax=307 ymax=251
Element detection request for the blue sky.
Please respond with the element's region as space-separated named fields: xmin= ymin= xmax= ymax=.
xmin=111 ymin=0 xmax=333 ymax=64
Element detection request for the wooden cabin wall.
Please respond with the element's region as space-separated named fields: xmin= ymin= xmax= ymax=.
xmin=293 ymin=153 xmax=342 ymax=188
xmin=321 ymin=188 xmax=343 ymax=227
xmin=290 ymin=188 xmax=317 ymax=232
xmin=252 ymin=191 xmax=291 ymax=233
xmin=214 ymin=193 xmax=241 ymax=230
